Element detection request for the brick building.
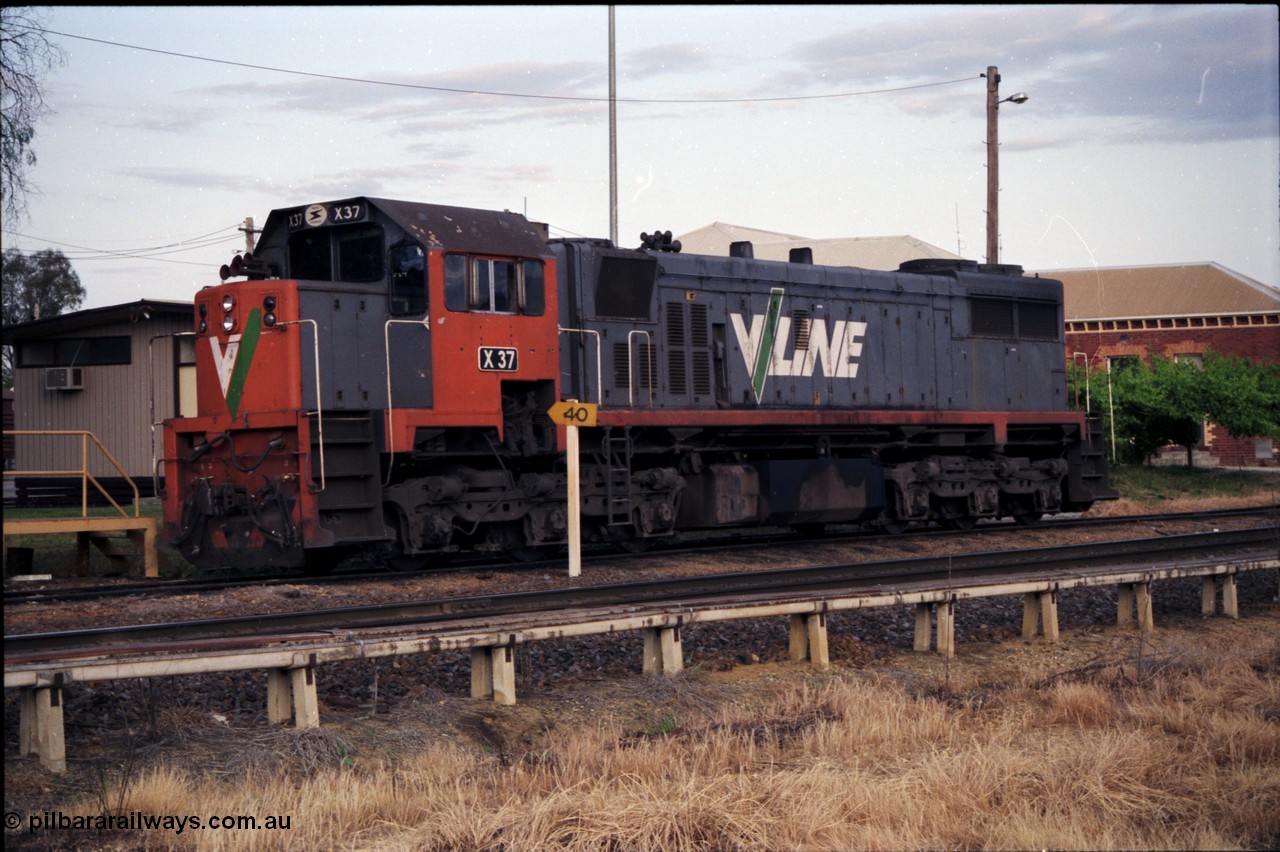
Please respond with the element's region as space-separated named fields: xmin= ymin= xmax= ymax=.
xmin=1048 ymin=263 xmax=1279 ymax=467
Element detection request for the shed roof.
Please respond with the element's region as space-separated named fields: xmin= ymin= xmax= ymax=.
xmin=1041 ymin=263 xmax=1280 ymax=321
xmin=676 ymin=222 xmax=961 ymax=271
xmin=2 ymin=299 xmax=193 ymax=343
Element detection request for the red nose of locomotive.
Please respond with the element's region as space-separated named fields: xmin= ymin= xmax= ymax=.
xmin=193 ymin=282 xmax=301 ymax=419
xmin=164 ymin=279 xmax=312 ymax=569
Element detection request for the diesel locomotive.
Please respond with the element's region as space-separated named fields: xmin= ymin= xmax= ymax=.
xmin=162 ymin=197 xmax=1114 ymax=571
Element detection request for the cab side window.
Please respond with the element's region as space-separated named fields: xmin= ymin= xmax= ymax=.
xmin=444 ymin=252 xmax=545 ymax=316
xmin=444 ymin=253 xmax=468 ymax=312
xmin=388 ymin=241 xmax=426 ymax=316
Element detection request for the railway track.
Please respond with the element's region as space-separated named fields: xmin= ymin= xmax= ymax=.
xmin=7 ymin=526 xmax=1277 ymax=662
xmin=4 ymin=506 xmax=1274 ymax=608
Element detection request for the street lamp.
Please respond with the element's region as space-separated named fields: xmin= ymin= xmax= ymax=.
xmin=984 ymin=65 xmax=1028 ymax=264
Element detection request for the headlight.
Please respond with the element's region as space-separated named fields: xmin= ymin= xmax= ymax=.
xmin=221 ymin=294 xmax=236 ymax=312
xmin=222 ymin=315 xmax=236 ymax=334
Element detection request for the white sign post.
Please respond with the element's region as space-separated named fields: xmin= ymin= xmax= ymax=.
xmin=566 ymin=415 xmax=581 ymax=577
xmin=548 ymin=400 xmax=597 ymax=578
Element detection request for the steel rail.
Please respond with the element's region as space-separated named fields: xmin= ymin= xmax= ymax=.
xmin=6 ymin=527 xmax=1276 ymax=660
xmin=5 ymin=506 xmax=1274 ymax=607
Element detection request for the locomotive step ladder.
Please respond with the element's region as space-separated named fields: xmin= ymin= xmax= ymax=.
xmin=1079 ymin=412 xmax=1118 ymax=499
xmin=601 ymin=428 xmax=634 ymax=527
xmin=308 ymin=412 xmax=387 ymax=540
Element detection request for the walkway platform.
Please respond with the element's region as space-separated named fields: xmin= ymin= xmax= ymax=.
xmin=3 ymin=516 xmax=159 ymax=578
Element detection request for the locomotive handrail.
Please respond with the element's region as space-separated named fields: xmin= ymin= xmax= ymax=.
xmin=557 ymin=327 xmax=602 ymax=405
xmin=4 ymin=430 xmax=141 ymax=518
xmin=627 ymin=329 xmax=655 ymax=407
xmin=382 ymin=316 xmax=431 ymax=485
xmin=149 ymin=331 xmax=197 ymax=499
xmin=278 ymin=319 xmax=326 ymax=492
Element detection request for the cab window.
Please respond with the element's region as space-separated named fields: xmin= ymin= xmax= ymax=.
xmin=287 ymin=224 xmax=384 ymax=283
xmin=337 ymin=225 xmax=383 ymax=282
xmin=388 ymin=241 xmax=427 ymax=316
xmin=444 ymin=253 xmax=468 ymax=311
xmin=443 ymin=253 xmax=544 ymax=316
xmin=523 ymin=259 xmax=545 ymax=315
xmin=475 ymin=259 xmax=517 ymax=312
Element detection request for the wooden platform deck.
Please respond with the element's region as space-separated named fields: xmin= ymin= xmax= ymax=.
xmin=3 ymin=516 xmax=159 ymax=579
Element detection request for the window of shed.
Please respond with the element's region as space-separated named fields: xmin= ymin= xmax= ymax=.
xmin=17 ymin=335 xmax=131 ymax=367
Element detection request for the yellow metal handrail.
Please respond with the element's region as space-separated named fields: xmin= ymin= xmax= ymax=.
xmin=3 ymin=430 xmax=141 ymax=518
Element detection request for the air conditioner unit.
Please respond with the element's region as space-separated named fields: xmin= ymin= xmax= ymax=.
xmin=45 ymin=367 xmax=85 ymax=391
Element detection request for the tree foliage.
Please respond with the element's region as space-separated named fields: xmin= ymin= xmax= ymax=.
xmin=1 ymin=247 xmax=85 ymax=387
xmin=1199 ymin=351 xmax=1280 ymax=441
xmin=1 ymin=7 xmax=66 ymax=227
xmin=1070 ymin=350 xmax=1280 ymax=465
xmin=1110 ymin=356 xmax=1204 ymax=465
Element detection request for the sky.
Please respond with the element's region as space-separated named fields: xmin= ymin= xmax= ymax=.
xmin=5 ymin=4 xmax=1279 ymax=311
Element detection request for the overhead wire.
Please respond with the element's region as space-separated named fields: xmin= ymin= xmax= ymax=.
xmin=23 ymin=24 xmax=976 ymax=262
xmin=38 ymin=27 xmax=976 ymax=105
xmin=5 ymin=227 xmax=242 ymax=265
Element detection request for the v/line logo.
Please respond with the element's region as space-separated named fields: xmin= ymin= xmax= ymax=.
xmin=208 ymin=308 xmax=263 ymax=419
xmin=730 ymin=288 xmax=869 ymax=403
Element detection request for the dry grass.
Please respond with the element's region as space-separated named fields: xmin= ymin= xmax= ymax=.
xmin=15 ymin=618 xmax=1278 ymax=851
xmin=1088 ymin=465 xmax=1280 ymax=517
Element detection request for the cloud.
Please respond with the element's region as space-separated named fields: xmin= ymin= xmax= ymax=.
xmin=784 ymin=5 xmax=1278 ymax=145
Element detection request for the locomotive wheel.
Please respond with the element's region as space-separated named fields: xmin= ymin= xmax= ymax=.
xmin=302 ymin=550 xmax=339 ymax=576
xmin=939 ymin=516 xmax=978 ymax=531
xmin=616 ymin=537 xmax=652 ymax=554
xmin=879 ymin=518 xmax=910 ymax=535
xmin=509 ymin=545 xmax=555 ymax=563
xmin=1006 ymin=496 xmax=1044 ymax=527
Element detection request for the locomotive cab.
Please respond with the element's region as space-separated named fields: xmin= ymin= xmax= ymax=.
xmin=163 ymin=198 xmax=561 ymax=570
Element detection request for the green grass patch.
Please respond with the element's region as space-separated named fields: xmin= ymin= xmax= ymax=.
xmin=1109 ymin=464 xmax=1280 ymax=502
xmin=3 ymin=500 xmax=196 ymax=578
xmin=3 ymin=501 xmax=165 ymax=521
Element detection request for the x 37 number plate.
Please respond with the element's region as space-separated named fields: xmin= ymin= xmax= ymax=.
xmin=478 ymin=346 xmax=519 ymax=372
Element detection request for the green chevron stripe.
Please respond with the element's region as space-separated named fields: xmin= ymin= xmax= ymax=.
xmin=751 ymin=288 xmax=785 ymax=401
xmin=225 ymin=308 xmax=262 ymax=419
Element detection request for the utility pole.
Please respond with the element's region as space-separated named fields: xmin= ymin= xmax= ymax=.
xmin=608 ymin=7 xmax=618 ymax=246
xmin=984 ymin=65 xmax=1027 ymax=265
xmin=985 ymin=66 xmax=1000 ymax=265
xmin=238 ymin=217 xmax=257 ymax=254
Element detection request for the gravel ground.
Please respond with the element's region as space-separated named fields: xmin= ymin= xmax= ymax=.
xmin=4 ymin=507 xmax=1277 ymax=746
